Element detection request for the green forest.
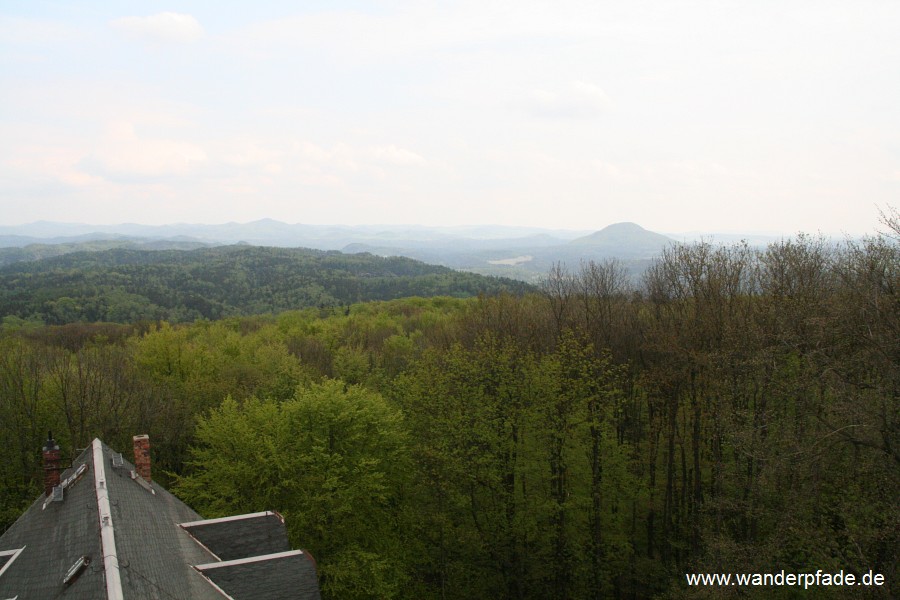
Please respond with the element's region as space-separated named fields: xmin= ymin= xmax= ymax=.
xmin=0 ymin=245 xmax=530 ymax=325
xmin=0 ymin=229 xmax=897 ymax=598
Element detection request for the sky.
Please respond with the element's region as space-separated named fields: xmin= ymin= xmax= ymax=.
xmin=1 ymin=1 xmax=898 ymax=235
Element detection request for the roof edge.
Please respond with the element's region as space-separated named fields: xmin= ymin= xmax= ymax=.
xmin=194 ymin=549 xmax=305 ymax=571
xmin=191 ymin=568 xmax=237 ymax=600
xmin=179 ymin=511 xmax=282 ymax=528
xmin=0 ymin=546 xmax=25 ymax=579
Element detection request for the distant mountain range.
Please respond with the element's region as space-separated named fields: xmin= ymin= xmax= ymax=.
xmin=0 ymin=219 xmax=788 ymax=281
xmin=340 ymin=222 xmax=679 ymax=280
xmin=570 ymin=222 xmax=674 ymax=249
xmin=0 ymin=220 xmax=588 ymax=248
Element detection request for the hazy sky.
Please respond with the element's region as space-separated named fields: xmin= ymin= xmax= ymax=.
xmin=1 ymin=1 xmax=897 ymax=234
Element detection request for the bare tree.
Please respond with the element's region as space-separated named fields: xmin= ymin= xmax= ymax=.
xmin=541 ymin=262 xmax=577 ymax=338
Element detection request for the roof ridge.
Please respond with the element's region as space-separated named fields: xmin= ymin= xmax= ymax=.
xmin=92 ymin=439 xmax=123 ymax=600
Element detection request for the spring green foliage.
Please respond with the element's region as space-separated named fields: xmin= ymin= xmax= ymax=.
xmin=0 ymin=230 xmax=897 ymax=599
xmin=172 ymin=381 xmax=411 ymax=599
xmin=392 ymin=332 xmax=635 ymax=598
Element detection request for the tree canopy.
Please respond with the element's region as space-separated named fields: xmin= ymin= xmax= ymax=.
xmin=0 ymin=231 xmax=897 ymax=599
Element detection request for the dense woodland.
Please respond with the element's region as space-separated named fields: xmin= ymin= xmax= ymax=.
xmin=0 ymin=245 xmax=530 ymax=325
xmin=0 ymin=238 xmax=211 ymax=268
xmin=0 ymin=225 xmax=897 ymax=599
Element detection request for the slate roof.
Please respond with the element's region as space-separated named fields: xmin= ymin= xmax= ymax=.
xmin=180 ymin=512 xmax=292 ymax=561
xmin=195 ymin=551 xmax=320 ymax=600
xmin=0 ymin=438 xmax=321 ymax=600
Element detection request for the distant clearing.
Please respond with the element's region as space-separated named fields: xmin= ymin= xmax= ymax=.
xmin=488 ymin=255 xmax=534 ymax=266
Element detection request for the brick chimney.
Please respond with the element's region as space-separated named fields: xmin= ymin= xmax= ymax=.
xmin=133 ymin=434 xmax=151 ymax=482
xmin=42 ymin=432 xmax=61 ymax=496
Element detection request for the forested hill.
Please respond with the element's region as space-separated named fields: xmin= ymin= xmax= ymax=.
xmin=0 ymin=238 xmax=210 ymax=267
xmin=0 ymin=245 xmax=533 ymax=325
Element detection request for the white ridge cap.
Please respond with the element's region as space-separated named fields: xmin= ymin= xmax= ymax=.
xmin=92 ymin=439 xmax=123 ymax=600
xmin=180 ymin=511 xmax=279 ymax=528
xmin=194 ymin=550 xmax=305 ymax=570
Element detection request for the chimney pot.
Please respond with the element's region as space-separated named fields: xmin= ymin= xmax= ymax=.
xmin=42 ymin=432 xmax=61 ymax=497
xmin=133 ymin=434 xmax=152 ymax=483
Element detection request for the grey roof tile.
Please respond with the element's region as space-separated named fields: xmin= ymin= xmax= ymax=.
xmin=195 ymin=551 xmax=322 ymax=600
xmin=0 ymin=439 xmax=322 ymax=600
xmin=100 ymin=440 xmax=221 ymax=600
xmin=180 ymin=512 xmax=291 ymax=561
xmin=0 ymin=446 xmax=105 ymax=599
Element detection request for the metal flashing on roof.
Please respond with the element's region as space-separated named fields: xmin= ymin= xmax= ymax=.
xmin=180 ymin=511 xmax=281 ymax=528
xmin=129 ymin=470 xmax=156 ymax=495
xmin=41 ymin=462 xmax=88 ymax=510
xmin=193 ymin=550 xmax=320 ymax=600
xmin=0 ymin=547 xmax=25 ymax=579
xmin=194 ymin=550 xmax=305 ymax=571
xmin=179 ymin=511 xmax=292 ymax=563
xmin=62 ymin=463 xmax=88 ymax=489
xmin=41 ymin=485 xmax=63 ymax=510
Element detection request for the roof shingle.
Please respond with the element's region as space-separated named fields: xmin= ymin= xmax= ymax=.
xmin=0 ymin=438 xmax=321 ymax=600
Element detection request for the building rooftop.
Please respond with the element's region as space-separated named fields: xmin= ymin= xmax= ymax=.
xmin=0 ymin=436 xmax=320 ymax=599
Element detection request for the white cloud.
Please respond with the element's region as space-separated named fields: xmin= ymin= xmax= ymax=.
xmin=111 ymin=13 xmax=204 ymax=43
xmin=219 ymin=142 xmax=281 ymax=168
xmin=292 ymin=141 xmax=361 ymax=174
xmin=527 ymin=80 xmax=612 ymax=119
xmin=1 ymin=140 xmax=104 ymax=189
xmin=590 ymin=160 xmax=625 ymax=180
xmin=294 ymin=141 xmax=334 ymax=163
xmin=371 ymin=145 xmax=426 ymax=166
xmin=231 ymin=2 xmax=605 ymax=65
xmin=82 ymin=121 xmax=208 ymax=180
xmin=2 ymin=1 xmax=896 ymax=234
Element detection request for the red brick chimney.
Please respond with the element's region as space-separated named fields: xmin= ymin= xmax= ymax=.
xmin=133 ymin=434 xmax=151 ymax=482
xmin=42 ymin=432 xmax=61 ymax=496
